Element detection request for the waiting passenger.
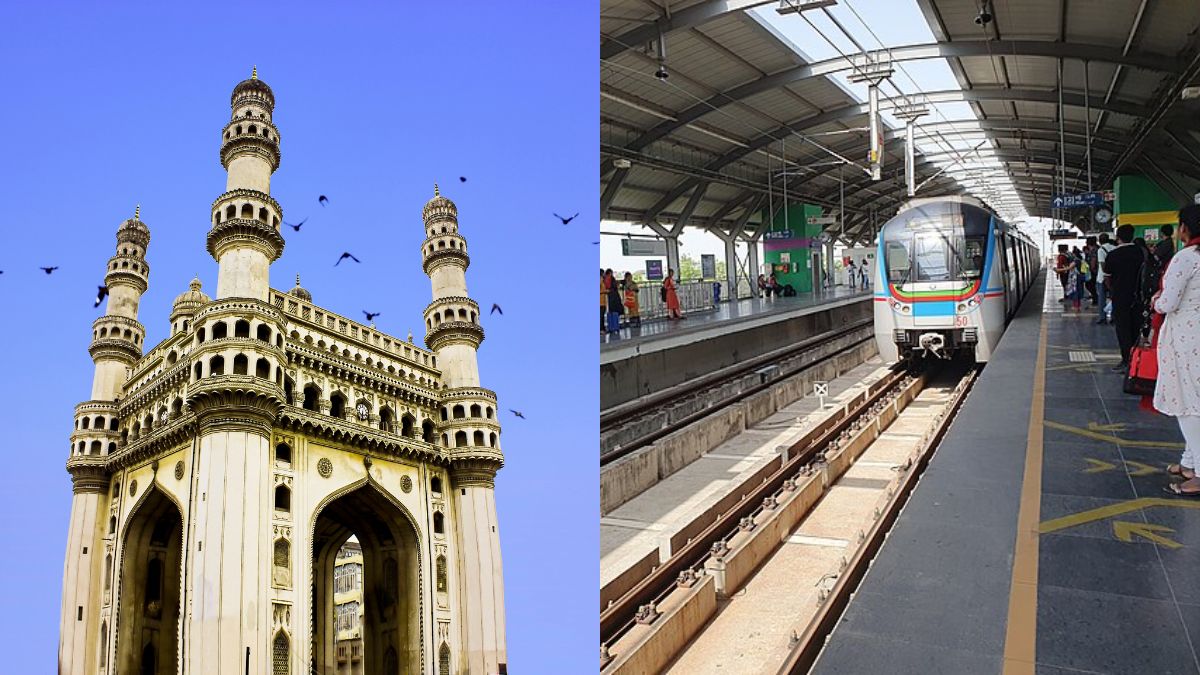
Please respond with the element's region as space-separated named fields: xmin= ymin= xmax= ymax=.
xmin=757 ymin=273 xmax=771 ymax=298
xmin=664 ymin=268 xmax=684 ymax=320
xmin=1104 ymin=226 xmax=1142 ymax=371
xmin=1064 ymin=251 xmax=1084 ymax=313
xmin=1084 ymin=237 xmax=1099 ymax=305
xmin=1155 ymin=205 xmax=1200 ymax=496
xmin=600 ymin=268 xmax=607 ymax=337
xmin=622 ymin=272 xmax=640 ymax=327
xmin=1096 ymin=233 xmax=1116 ymax=324
xmin=859 ymin=259 xmax=869 ymax=290
xmin=846 ymin=260 xmax=857 ymax=288
xmin=1055 ymin=244 xmax=1070 ymax=300
xmin=1155 ymin=223 xmax=1176 ymax=269
xmin=605 ymin=269 xmax=624 ymax=333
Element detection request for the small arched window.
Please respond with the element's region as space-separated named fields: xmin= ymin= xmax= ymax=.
xmin=329 ymin=393 xmax=346 ymax=419
xmin=255 ymin=358 xmax=270 ymax=379
xmin=110 ymin=417 xmax=120 ymax=431
xmin=379 ymin=407 xmax=394 ymax=432
xmin=401 ymin=414 xmax=415 ymax=437
xmin=470 ymin=404 xmax=482 ymax=418
xmin=452 ymin=405 xmax=465 ymax=419
xmin=489 ymin=432 xmax=497 ymax=447
xmin=436 ymin=555 xmax=448 ymax=593
xmin=212 ymin=322 xmax=228 ymax=340
xmin=433 ymin=511 xmax=445 ymax=534
xmin=166 ymin=351 xmax=177 ymax=365
xmin=275 ymin=443 xmax=291 ymax=465
xmin=81 ymin=417 xmax=90 ymax=430
xmin=107 ymin=441 xmax=117 ymax=454
xmin=430 ymin=476 xmax=442 ymax=493
xmin=473 ymin=430 xmax=485 ymax=447
xmin=108 ymin=516 xmax=116 ymax=535
xmin=209 ymin=355 xmax=225 ymax=376
xmin=274 ymin=485 xmax=290 ymax=512
xmin=454 ymin=431 xmax=467 ymax=447
xmin=302 ymin=385 xmax=319 ymax=411
xmin=256 ymin=324 xmax=271 ymax=342
xmin=197 ymin=327 xmax=206 ymax=343
xmin=423 ymin=420 xmax=437 ymax=444
xmin=194 ymin=362 xmax=203 ymax=381
xmin=272 ymin=538 xmax=290 ymax=587
xmin=172 ymin=398 xmax=184 ymax=416
xmin=235 ymin=320 xmax=250 ymax=338
xmin=233 ymin=354 xmax=249 ymax=375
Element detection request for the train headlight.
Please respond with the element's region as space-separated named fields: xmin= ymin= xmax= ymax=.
xmin=957 ymin=303 xmax=967 ymax=313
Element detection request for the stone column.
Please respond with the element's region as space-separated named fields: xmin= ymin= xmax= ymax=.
xmin=451 ymin=459 xmax=507 ymax=674
xmin=59 ymin=461 xmax=109 ymax=674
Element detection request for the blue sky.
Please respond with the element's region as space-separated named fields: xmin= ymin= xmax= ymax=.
xmin=0 ymin=2 xmax=595 ymax=671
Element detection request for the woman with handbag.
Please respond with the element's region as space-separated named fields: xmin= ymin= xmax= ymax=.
xmin=1155 ymin=205 xmax=1200 ymax=496
xmin=664 ymin=268 xmax=684 ymax=320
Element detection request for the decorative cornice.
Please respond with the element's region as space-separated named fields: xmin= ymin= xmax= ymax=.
xmin=66 ymin=457 xmax=110 ymax=493
xmin=116 ymin=360 xmax=191 ymax=417
xmin=287 ymin=345 xmax=441 ymax=406
xmin=107 ymin=416 xmax=197 ymax=472
xmin=211 ymin=187 xmax=283 ymax=215
xmin=74 ymin=400 xmax=118 ymax=417
xmin=424 ymin=321 xmax=484 ymax=351
xmin=449 ymin=457 xmax=502 ymax=488
xmin=187 ymin=375 xmax=282 ymax=433
xmin=89 ymin=338 xmax=141 ymax=364
xmin=219 ymin=134 xmax=281 ymax=172
xmin=277 ymin=407 xmax=449 ymax=466
xmin=423 ymin=296 xmax=480 ymax=315
xmin=206 ymin=218 xmax=285 ymax=263
xmin=421 ymin=249 xmax=470 ymax=276
xmin=438 ymin=387 xmax=498 ymax=403
xmin=195 ymin=297 xmax=284 ymax=325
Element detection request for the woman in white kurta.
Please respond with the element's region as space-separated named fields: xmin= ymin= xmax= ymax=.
xmin=1155 ymin=205 xmax=1200 ymax=496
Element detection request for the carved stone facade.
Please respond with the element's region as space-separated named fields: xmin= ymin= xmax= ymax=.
xmin=59 ymin=70 xmax=506 ymax=675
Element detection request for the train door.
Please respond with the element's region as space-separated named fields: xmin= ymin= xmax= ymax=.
xmin=998 ymin=232 xmax=1012 ymax=317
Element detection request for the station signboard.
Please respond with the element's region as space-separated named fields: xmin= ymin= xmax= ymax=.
xmin=1050 ymin=191 xmax=1110 ymax=208
xmin=764 ymin=230 xmax=795 ymax=240
xmin=645 ymin=260 xmax=663 ymax=280
xmin=700 ymin=254 xmax=716 ymax=280
xmin=806 ymin=215 xmax=837 ymax=226
xmin=622 ymin=238 xmax=667 ymax=256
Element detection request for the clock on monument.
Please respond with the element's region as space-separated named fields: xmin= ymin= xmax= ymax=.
xmin=356 ymin=402 xmax=369 ymax=420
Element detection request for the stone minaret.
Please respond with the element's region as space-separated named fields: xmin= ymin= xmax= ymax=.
xmin=209 ymin=65 xmax=284 ymax=301
xmin=183 ymin=68 xmax=287 ymax=671
xmin=60 ymin=209 xmax=151 ymax=672
xmin=421 ymin=186 xmax=507 ymax=672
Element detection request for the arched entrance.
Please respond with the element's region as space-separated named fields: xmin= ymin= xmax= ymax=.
xmin=312 ymin=482 xmax=422 ymax=674
xmin=114 ymin=486 xmax=183 ymax=675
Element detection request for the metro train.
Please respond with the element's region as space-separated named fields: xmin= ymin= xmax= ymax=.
xmin=873 ymin=195 xmax=1040 ymax=363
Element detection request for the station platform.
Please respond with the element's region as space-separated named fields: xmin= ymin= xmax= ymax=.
xmin=601 ymin=288 xmax=872 ymax=410
xmin=813 ymin=273 xmax=1196 ymax=674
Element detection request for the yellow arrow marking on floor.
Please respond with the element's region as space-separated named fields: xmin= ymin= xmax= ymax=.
xmin=1087 ymin=422 xmax=1129 ymax=433
xmin=1083 ymin=458 xmax=1117 ymax=473
xmin=1124 ymin=460 xmax=1157 ymax=477
xmin=1044 ymin=420 xmax=1184 ymax=449
xmin=1113 ymin=521 xmax=1183 ymax=549
xmin=1039 ymin=497 xmax=1200 ymax=534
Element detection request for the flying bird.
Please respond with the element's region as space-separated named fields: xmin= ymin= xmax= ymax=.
xmin=335 ymin=252 xmax=361 ymax=266
xmin=592 ymin=241 xmax=600 ymax=245
xmin=459 ymin=176 xmax=467 ymax=183
xmin=490 ymin=303 xmax=502 ymax=315
xmin=509 ymin=409 xmax=525 ymax=419
xmin=94 ymin=285 xmax=108 ymax=308
xmin=40 ymin=266 xmax=59 ymax=275
xmin=284 ymin=217 xmax=308 ymax=231
xmin=363 ymin=311 xmax=381 ymax=321
xmin=318 ymin=195 xmax=329 ymax=207
xmin=554 ymin=212 xmax=579 ymax=225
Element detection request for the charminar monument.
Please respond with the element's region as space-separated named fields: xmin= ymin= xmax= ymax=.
xmin=58 ymin=69 xmax=506 ymax=675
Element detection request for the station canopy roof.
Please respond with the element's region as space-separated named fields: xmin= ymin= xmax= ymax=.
xmin=601 ymin=0 xmax=1200 ymax=243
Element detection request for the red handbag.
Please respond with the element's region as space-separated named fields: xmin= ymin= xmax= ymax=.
xmin=1124 ymin=327 xmax=1158 ymax=396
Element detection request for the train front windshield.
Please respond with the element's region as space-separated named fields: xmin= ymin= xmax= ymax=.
xmin=882 ymin=204 xmax=990 ymax=286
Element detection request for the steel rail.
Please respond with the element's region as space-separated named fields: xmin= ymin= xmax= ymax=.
xmin=599 ymin=366 xmax=909 ymax=645
xmin=600 ymin=321 xmax=875 ymax=466
xmin=775 ymin=366 xmax=980 ymax=675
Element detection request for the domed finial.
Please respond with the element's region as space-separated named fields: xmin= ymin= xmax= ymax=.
xmin=295 ymin=273 xmax=301 ymax=286
xmin=408 ymin=331 xmax=414 ymax=343
xmin=134 ymin=204 xmax=140 ymax=219
xmin=189 ymin=276 xmax=202 ymax=291
xmin=252 ymin=65 xmax=257 ymax=80
xmin=434 ymin=183 xmax=440 ymax=197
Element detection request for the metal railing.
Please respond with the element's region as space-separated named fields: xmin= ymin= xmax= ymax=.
xmin=614 ymin=280 xmax=717 ymax=321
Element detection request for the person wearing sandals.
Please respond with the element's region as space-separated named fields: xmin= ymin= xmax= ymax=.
xmin=1155 ymin=205 xmax=1200 ymax=496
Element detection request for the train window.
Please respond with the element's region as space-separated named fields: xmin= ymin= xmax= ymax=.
xmin=885 ymin=241 xmax=911 ymax=283
xmin=913 ymin=233 xmax=951 ymax=282
xmin=961 ymin=240 xmax=985 ymax=279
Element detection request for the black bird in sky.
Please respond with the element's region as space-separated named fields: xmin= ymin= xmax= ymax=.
xmin=459 ymin=176 xmax=467 ymax=183
xmin=40 ymin=266 xmax=59 ymax=275
xmin=318 ymin=195 xmax=329 ymax=207
xmin=363 ymin=311 xmax=381 ymax=322
xmin=335 ymin=252 xmax=361 ymax=266
xmin=284 ymin=217 xmax=307 ymax=231
xmin=592 ymin=241 xmax=600 ymax=245
xmin=94 ymin=285 xmax=108 ymax=308
xmin=554 ymin=212 xmax=579 ymax=225
xmin=509 ymin=409 xmax=525 ymax=419
xmin=490 ymin=303 xmax=502 ymax=315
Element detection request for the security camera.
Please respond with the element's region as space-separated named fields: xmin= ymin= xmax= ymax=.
xmin=975 ymin=3 xmax=992 ymax=25
xmin=655 ymin=65 xmax=669 ymax=81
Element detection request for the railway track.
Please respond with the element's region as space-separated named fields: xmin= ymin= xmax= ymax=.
xmin=599 ymin=360 xmax=979 ymax=674
xmin=601 ymin=319 xmax=874 ymax=466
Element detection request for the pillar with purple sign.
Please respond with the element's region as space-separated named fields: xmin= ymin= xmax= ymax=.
xmin=762 ymin=202 xmax=825 ymax=294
